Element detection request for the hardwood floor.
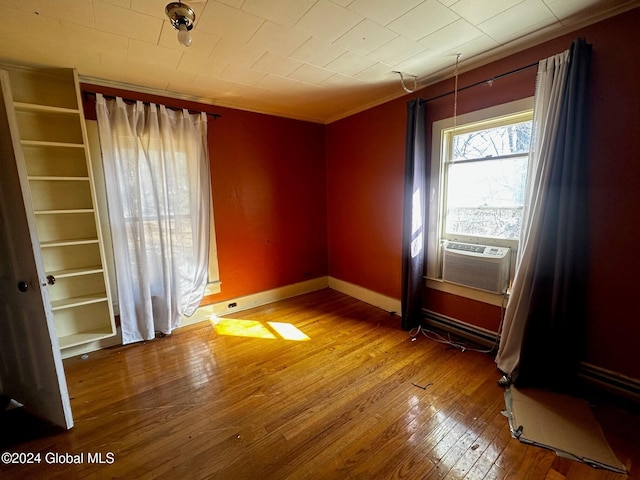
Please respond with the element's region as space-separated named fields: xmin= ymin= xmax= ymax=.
xmin=1 ymin=289 xmax=638 ymax=479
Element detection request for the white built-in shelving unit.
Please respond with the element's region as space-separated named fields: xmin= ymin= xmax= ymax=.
xmin=2 ymin=66 xmax=115 ymax=350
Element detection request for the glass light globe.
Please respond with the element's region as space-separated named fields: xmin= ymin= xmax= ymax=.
xmin=177 ymin=23 xmax=192 ymax=47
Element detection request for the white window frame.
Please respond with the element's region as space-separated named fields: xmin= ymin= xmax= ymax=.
xmin=426 ymin=97 xmax=533 ymax=305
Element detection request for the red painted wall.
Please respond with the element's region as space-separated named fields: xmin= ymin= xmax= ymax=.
xmin=326 ymin=8 xmax=640 ymax=379
xmin=326 ymin=100 xmax=406 ymax=299
xmin=82 ymin=86 xmax=328 ymax=304
xmin=208 ymin=107 xmax=327 ymax=300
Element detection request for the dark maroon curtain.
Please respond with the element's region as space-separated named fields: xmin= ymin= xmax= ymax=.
xmin=401 ymin=99 xmax=428 ymax=330
xmin=514 ymin=39 xmax=592 ymax=390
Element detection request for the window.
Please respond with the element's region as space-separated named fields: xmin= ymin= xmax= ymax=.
xmin=426 ymin=98 xmax=533 ymax=301
xmin=443 ymin=112 xmax=532 ymax=245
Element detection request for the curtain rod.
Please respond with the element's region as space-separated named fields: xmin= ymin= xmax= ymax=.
xmin=419 ymin=60 xmax=539 ymax=105
xmin=82 ymin=90 xmax=221 ymax=119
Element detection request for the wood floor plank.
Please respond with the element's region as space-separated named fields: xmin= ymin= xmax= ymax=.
xmin=0 ymin=289 xmax=637 ymax=480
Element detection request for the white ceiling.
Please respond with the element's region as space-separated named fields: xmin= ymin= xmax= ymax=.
xmin=0 ymin=0 xmax=637 ymax=123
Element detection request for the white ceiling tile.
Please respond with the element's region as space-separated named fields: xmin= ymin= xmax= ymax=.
xmin=451 ymin=34 xmax=501 ymax=59
xmin=395 ymin=48 xmax=456 ymax=76
xmin=325 ymin=51 xmax=376 ymax=76
xmin=354 ymin=62 xmax=396 ymax=82
xmin=416 ymin=18 xmax=485 ymax=54
xmin=242 ymin=0 xmax=317 ymax=27
xmin=166 ymin=70 xmax=199 ymax=92
xmin=348 ymin=0 xmax=424 ymax=26
xmin=247 ymin=21 xmax=311 ymax=57
xmin=0 ymin=0 xmax=36 ymax=11
xmin=331 ymin=0 xmax=355 ymax=7
xmin=190 ymin=74 xmax=235 ymax=97
xmin=223 ymin=84 xmax=297 ymax=115
xmin=19 ymin=0 xmax=96 ymax=28
xmin=59 ymin=20 xmax=129 ymax=52
xmin=289 ymin=36 xmax=346 ymax=67
xmin=478 ymin=0 xmax=556 ymax=44
xmin=368 ymin=35 xmax=429 ymax=65
xmin=255 ymin=73 xmax=302 ymax=93
xmin=115 ymin=61 xmax=173 ymax=89
xmin=210 ymin=38 xmax=267 ymax=67
xmin=99 ymin=0 xmax=131 ymax=8
xmin=127 ymin=39 xmax=184 ymax=69
xmin=93 ymin=1 xmax=163 ymax=43
xmin=288 ymin=64 xmax=335 ymax=84
xmin=450 ymin=0 xmax=525 ymax=25
xmin=333 ymin=19 xmax=398 ymax=55
xmin=220 ymin=63 xmax=268 ymax=86
xmin=216 ymin=0 xmax=243 ymax=8
xmin=289 ymin=81 xmax=327 ymax=95
xmin=321 ymin=73 xmax=366 ymax=88
xmin=543 ymin=0 xmax=605 ymax=21
xmin=74 ymin=53 xmax=114 ymax=78
xmin=178 ymin=50 xmax=227 ymax=77
xmin=96 ymin=52 xmax=127 ymax=74
xmin=293 ymin=0 xmax=364 ymax=43
xmin=388 ymin=0 xmax=460 ymax=41
xmin=131 ymin=0 xmax=172 ymax=20
xmin=252 ymin=52 xmax=304 ymax=76
xmin=197 ymin=1 xmax=264 ymax=43
xmin=0 ymin=10 xmax=65 ymax=65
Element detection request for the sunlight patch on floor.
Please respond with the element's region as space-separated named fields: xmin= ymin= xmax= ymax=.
xmin=212 ymin=318 xmax=310 ymax=341
xmin=267 ymin=322 xmax=310 ymax=341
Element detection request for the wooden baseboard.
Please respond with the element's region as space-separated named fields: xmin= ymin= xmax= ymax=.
xmin=578 ymin=362 xmax=640 ymax=403
xmin=181 ymin=276 xmax=330 ymax=325
xmin=328 ymin=277 xmax=401 ymax=315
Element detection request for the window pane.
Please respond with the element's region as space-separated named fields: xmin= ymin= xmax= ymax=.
xmin=453 ymin=121 xmax=531 ymax=161
xmin=445 ymin=156 xmax=528 ymax=240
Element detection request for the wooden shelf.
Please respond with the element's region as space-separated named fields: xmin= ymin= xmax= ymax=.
xmin=51 ymin=294 xmax=108 ymax=311
xmin=41 ymin=237 xmax=100 ymax=248
xmin=47 ymin=266 xmax=104 ymax=279
xmin=14 ymin=101 xmax=81 ymax=116
xmin=57 ymin=329 xmax=116 ymax=350
xmin=29 ymin=176 xmax=90 ymax=181
xmin=21 ymin=140 xmax=85 ymax=149
xmin=34 ymin=209 xmax=95 ymax=215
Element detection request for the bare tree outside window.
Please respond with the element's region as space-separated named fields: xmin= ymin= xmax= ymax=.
xmin=445 ymin=121 xmax=532 ymax=240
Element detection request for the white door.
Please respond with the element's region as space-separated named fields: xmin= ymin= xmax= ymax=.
xmin=0 ymin=71 xmax=73 ymax=429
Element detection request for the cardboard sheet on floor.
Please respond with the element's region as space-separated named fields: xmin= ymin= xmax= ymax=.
xmin=503 ymin=386 xmax=626 ymax=474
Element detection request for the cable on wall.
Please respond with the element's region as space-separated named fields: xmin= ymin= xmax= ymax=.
xmin=393 ymin=71 xmax=418 ymax=93
xmin=452 ymin=53 xmax=461 ymax=135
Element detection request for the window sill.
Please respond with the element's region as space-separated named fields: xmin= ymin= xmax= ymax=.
xmin=425 ymin=278 xmax=508 ymax=307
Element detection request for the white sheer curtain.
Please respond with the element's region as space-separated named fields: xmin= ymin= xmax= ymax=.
xmin=495 ymin=50 xmax=570 ymax=377
xmin=96 ymin=94 xmax=211 ymax=344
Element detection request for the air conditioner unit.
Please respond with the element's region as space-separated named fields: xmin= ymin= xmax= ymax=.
xmin=442 ymin=241 xmax=510 ymax=294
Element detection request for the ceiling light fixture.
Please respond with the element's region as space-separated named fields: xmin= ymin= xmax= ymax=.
xmin=165 ymin=1 xmax=196 ymax=47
